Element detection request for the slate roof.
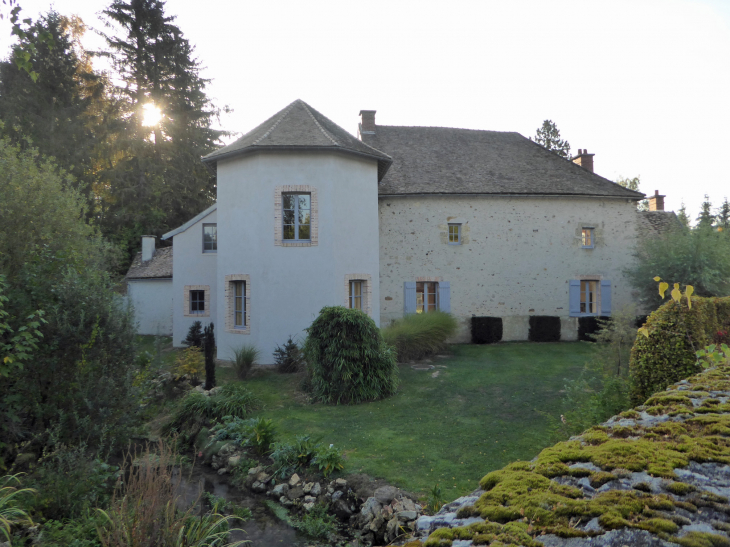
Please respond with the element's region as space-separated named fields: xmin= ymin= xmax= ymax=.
xmin=125 ymin=247 xmax=173 ymax=280
xmin=638 ymin=211 xmax=682 ymax=235
xmin=202 ymin=100 xmax=392 ymax=181
xmin=361 ymin=125 xmax=645 ymax=199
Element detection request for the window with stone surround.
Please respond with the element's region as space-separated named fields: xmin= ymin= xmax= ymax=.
xmin=225 ymin=274 xmax=251 ymax=334
xmin=184 ymin=285 xmax=210 ymax=317
xmin=344 ymin=274 xmax=372 ymax=315
xmin=581 ymin=227 xmax=594 ymax=249
xmin=404 ymin=278 xmax=451 ymax=314
xmin=274 ymin=185 xmax=318 ymax=247
xmin=569 ymin=278 xmax=612 ymax=317
xmin=448 ymin=223 xmax=461 ymax=245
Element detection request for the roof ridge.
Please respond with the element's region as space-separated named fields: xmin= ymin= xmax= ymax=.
xmin=251 ymin=101 xmax=298 ymax=146
xmin=300 ymin=101 xmax=339 ymax=146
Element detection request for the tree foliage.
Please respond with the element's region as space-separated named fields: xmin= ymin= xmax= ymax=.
xmin=96 ymin=0 xmax=225 ymax=264
xmin=625 ymin=224 xmax=730 ymax=309
xmin=616 ymin=176 xmax=648 ymax=211
xmin=697 ymin=194 xmax=715 ymax=229
xmin=717 ymin=198 xmax=730 ymax=231
xmin=676 ymin=202 xmax=691 ymax=228
xmin=532 ymin=119 xmax=571 ymax=158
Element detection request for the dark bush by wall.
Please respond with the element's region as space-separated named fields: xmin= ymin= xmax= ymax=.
xmin=528 ymin=316 xmax=561 ymax=342
xmin=578 ymin=316 xmax=610 ymax=342
xmin=305 ymin=306 xmax=399 ymax=405
xmin=635 ymin=315 xmax=649 ymax=328
xmin=471 ymin=316 xmax=503 ymax=344
xmin=629 ymin=296 xmax=730 ymax=405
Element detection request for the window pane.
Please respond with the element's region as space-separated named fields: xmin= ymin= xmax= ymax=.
xmin=427 ymin=283 xmax=437 ymax=311
xmin=298 ymin=224 xmax=310 ymax=240
xmin=299 ymin=209 xmax=310 ymax=225
xmin=283 ymin=195 xmax=295 ymax=209
xmin=234 ymin=282 xmax=243 ymax=298
xmin=283 ymin=225 xmax=295 ymax=240
xmin=235 ymin=311 xmax=243 ymax=326
xmin=298 ymin=195 xmax=310 ymax=209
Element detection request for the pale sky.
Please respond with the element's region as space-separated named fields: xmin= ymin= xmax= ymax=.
xmin=1 ymin=0 xmax=729 ymax=218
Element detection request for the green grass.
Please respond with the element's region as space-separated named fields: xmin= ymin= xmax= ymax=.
xmin=239 ymin=342 xmax=593 ymax=502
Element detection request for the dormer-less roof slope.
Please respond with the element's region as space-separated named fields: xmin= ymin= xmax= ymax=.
xmin=361 ymin=126 xmax=645 ymax=199
xmin=125 ymin=247 xmax=173 ymax=280
xmin=203 ymin=100 xmax=392 ymax=181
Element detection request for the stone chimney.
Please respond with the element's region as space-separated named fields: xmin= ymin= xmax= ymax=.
xmin=141 ymin=235 xmax=156 ymax=262
xmin=648 ymin=190 xmax=665 ymax=211
xmin=359 ymin=110 xmax=376 ymax=137
xmin=572 ymin=149 xmax=595 ymax=172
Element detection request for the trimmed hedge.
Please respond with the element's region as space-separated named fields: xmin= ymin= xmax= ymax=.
xmin=471 ymin=317 xmax=503 ymax=344
xmin=629 ymin=296 xmax=730 ymax=404
xmin=578 ymin=316 xmax=610 ymax=342
xmin=528 ymin=316 xmax=561 ymax=342
xmin=304 ymin=306 xmax=399 ymax=405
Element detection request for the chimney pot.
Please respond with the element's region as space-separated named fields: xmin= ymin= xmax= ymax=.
xmin=359 ymin=110 xmax=376 ymax=136
xmin=141 ymin=235 xmax=156 ymax=262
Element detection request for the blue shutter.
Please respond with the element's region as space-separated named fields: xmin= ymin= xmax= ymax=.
xmin=438 ymin=281 xmax=451 ymax=313
xmin=569 ymin=280 xmax=581 ymax=317
xmin=404 ymin=282 xmax=417 ymax=314
xmin=601 ymin=280 xmax=612 ymax=316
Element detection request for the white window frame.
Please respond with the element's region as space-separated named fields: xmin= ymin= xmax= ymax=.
xmin=448 ymin=223 xmax=461 ymax=245
xmin=225 ymin=274 xmax=251 ymax=334
xmin=203 ymin=223 xmax=217 ymax=253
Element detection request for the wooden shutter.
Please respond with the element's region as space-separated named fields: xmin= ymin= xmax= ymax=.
xmin=438 ymin=281 xmax=451 ymax=313
xmin=569 ymin=280 xmax=581 ymax=317
xmin=600 ymin=280 xmax=612 ymax=316
xmin=404 ymin=281 xmax=417 ymax=314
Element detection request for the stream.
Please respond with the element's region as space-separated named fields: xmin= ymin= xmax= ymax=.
xmin=173 ymin=462 xmax=312 ymax=546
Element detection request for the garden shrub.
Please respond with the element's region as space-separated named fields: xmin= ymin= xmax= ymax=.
xmin=182 ymin=321 xmax=204 ymax=348
xmin=629 ymin=295 xmax=730 ymax=404
xmin=203 ymin=322 xmax=216 ymax=390
xmin=232 ymin=344 xmax=260 ymax=379
xmin=270 ymin=435 xmax=344 ymax=479
xmin=305 ymin=306 xmax=398 ymax=404
xmin=173 ymin=346 xmax=204 ymax=384
xmin=381 ymin=311 xmax=458 ymax=361
xmin=273 ymin=337 xmax=305 ymax=373
xmin=471 ymin=316 xmax=503 ymax=344
xmin=528 ymin=316 xmax=561 ymax=342
xmin=208 ymin=416 xmax=277 ymax=456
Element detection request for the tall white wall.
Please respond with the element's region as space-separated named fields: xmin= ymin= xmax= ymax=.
xmin=378 ymin=195 xmax=641 ymax=341
xmin=215 ymin=151 xmax=380 ymax=362
xmin=171 ymin=210 xmax=218 ymax=346
xmin=127 ymin=279 xmax=173 ymax=335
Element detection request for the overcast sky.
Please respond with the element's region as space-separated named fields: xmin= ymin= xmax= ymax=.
xmin=1 ymin=0 xmax=728 ymax=218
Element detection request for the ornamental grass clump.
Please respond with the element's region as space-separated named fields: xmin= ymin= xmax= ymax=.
xmin=304 ymin=306 xmax=398 ymax=404
xmin=231 ymin=344 xmax=260 ymax=380
xmin=381 ymin=311 xmax=458 ymax=362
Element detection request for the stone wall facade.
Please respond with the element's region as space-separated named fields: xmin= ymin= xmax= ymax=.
xmin=378 ymin=195 xmax=642 ymax=341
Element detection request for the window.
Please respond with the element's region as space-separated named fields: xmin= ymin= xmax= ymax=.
xmin=569 ymin=279 xmax=612 ymax=317
xmin=448 ymin=224 xmax=461 ymax=245
xmin=580 ymin=280 xmax=597 ymax=314
xmin=225 ymin=274 xmax=250 ymax=334
xmin=233 ymin=281 xmax=245 ymax=328
xmin=283 ymin=193 xmax=311 ymax=241
xmin=190 ymin=290 xmax=205 ymax=314
xmin=416 ymin=281 xmax=439 ymax=313
xmin=203 ymin=224 xmax=217 ymax=252
xmin=184 ymin=285 xmax=209 ymax=317
xmin=581 ymin=227 xmax=594 ymax=248
xmin=349 ymin=281 xmax=363 ymax=310
xmin=405 ymin=280 xmax=451 ymax=314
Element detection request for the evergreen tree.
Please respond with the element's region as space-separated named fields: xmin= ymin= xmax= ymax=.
xmin=97 ymin=0 xmax=224 ymax=264
xmin=716 ymin=197 xmax=730 ymax=232
xmin=697 ymin=194 xmax=715 ymax=229
xmin=203 ymin=322 xmax=215 ymax=390
xmin=0 ymin=11 xmax=106 ymax=202
xmin=532 ymin=119 xmax=571 ymax=158
xmin=677 ymin=202 xmax=691 ymax=228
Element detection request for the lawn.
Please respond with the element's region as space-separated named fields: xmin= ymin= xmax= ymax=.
xmin=232 ymin=342 xmax=594 ymax=502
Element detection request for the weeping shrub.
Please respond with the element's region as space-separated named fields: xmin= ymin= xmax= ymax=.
xmin=381 ymin=311 xmax=458 ymax=362
xmin=304 ymin=306 xmax=398 ymax=404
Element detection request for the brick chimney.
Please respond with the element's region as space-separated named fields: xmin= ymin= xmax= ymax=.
xmin=648 ymin=190 xmax=665 ymax=211
xmin=359 ymin=110 xmax=376 ymax=137
xmin=572 ymin=149 xmax=595 ymax=172
xmin=141 ymin=235 xmax=156 ymax=262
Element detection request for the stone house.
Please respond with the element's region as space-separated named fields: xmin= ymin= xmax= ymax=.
xmin=126 ymin=99 xmax=674 ymax=358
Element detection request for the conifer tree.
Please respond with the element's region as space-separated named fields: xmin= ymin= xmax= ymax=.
xmin=677 ymin=202 xmax=691 ymax=228
xmin=696 ymin=194 xmax=715 ymax=229
xmin=532 ymin=119 xmax=571 ymax=158
xmin=716 ymin=198 xmax=730 ymax=232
